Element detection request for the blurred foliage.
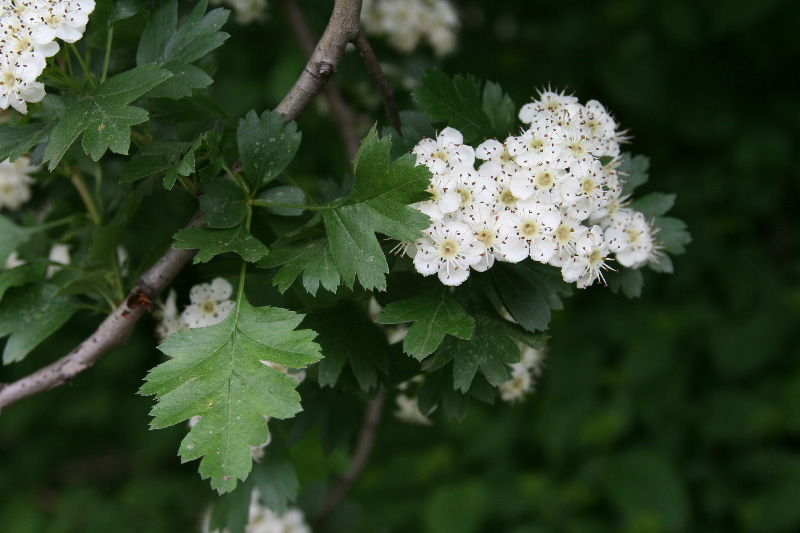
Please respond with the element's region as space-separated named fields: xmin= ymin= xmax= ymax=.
xmin=1 ymin=0 xmax=799 ymax=531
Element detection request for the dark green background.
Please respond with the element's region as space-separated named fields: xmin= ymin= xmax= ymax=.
xmin=1 ymin=0 xmax=798 ymax=531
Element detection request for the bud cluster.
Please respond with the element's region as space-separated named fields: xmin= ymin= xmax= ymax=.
xmin=408 ymin=89 xmax=662 ymax=288
xmin=361 ymin=0 xmax=459 ymax=57
xmin=1 ymin=0 xmax=96 ymax=113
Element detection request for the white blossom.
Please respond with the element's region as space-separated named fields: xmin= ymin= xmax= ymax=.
xmin=413 ymin=219 xmax=485 ymax=286
xmin=180 ymin=277 xmax=236 ymax=328
xmin=0 ymin=156 xmax=36 ymax=210
xmin=361 ymin=0 xmax=459 ymax=57
xmin=46 ymin=242 xmax=70 ymax=279
xmin=394 ymin=393 xmax=433 ymax=425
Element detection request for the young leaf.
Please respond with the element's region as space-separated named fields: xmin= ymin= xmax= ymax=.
xmin=304 ymin=303 xmax=388 ymax=391
xmin=136 ymin=0 xmax=230 ymax=98
xmin=0 ymin=284 xmax=81 ymax=364
xmin=199 ymin=178 xmax=248 ymax=228
xmin=237 ymin=109 xmax=302 ymax=191
xmin=322 ymin=127 xmax=431 ymax=291
xmin=258 ymin=239 xmax=340 ymax=296
xmin=42 ymin=63 xmax=172 ymax=170
xmin=630 ymin=192 xmax=676 ymax=217
xmin=140 ymin=296 xmax=321 ymax=494
xmin=255 ymin=186 xmax=306 ymax=217
xmin=173 ymin=225 xmax=269 ymax=263
xmin=619 ymin=153 xmax=650 ymax=194
xmin=482 ymin=80 xmax=516 ymax=136
xmin=376 ymin=287 xmax=474 ymax=360
xmin=607 ymin=268 xmax=644 ymax=299
xmin=654 ymin=216 xmax=691 ymax=254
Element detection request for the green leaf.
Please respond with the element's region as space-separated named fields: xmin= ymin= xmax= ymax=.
xmin=0 ymin=284 xmax=81 ymax=364
xmin=109 ymin=0 xmax=148 ymax=23
xmin=655 ymin=216 xmax=691 ymax=255
xmin=255 ymin=186 xmax=306 ymax=216
xmin=630 ymin=192 xmax=676 ymax=217
xmin=140 ymin=296 xmax=321 ymax=494
xmin=619 ymin=153 xmax=650 ymax=194
xmin=490 ymin=262 xmax=572 ymax=332
xmin=435 ymin=314 xmax=520 ymax=393
xmin=412 ymin=70 xmax=508 ymax=144
xmin=173 ymin=225 xmax=269 ymax=264
xmin=607 ymin=268 xmax=644 ymax=299
xmin=52 ymin=271 xmax=117 ymax=303
xmin=209 ymin=478 xmax=253 ymax=533
xmin=136 ymin=0 xmax=229 ymax=98
xmin=120 ymin=136 xmax=212 ymax=189
xmin=199 ymin=178 xmax=248 ymax=228
xmin=482 ymin=80 xmax=516 ymax=136
xmin=0 ymin=215 xmax=31 ymax=266
xmin=237 ymin=109 xmax=302 ymax=191
xmin=0 ymin=262 xmax=46 ymax=304
xmin=322 ymin=127 xmax=431 ymax=291
xmin=376 ymin=288 xmax=474 ymax=360
xmin=305 ymin=303 xmax=388 ymax=391
xmin=258 ymin=239 xmax=340 ymax=296
xmin=251 ymin=435 xmax=299 ymax=515
xmin=0 ymin=121 xmax=54 ymax=162
xmin=42 ymin=63 xmax=173 ymax=170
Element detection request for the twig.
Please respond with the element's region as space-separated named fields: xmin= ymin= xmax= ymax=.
xmin=280 ymin=0 xmax=361 ymax=160
xmin=316 ymin=387 xmax=387 ymax=525
xmin=352 ymin=31 xmax=402 ymax=134
xmin=0 ymin=0 xmax=366 ymax=413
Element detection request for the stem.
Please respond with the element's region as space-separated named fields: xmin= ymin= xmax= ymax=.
xmin=70 ymin=172 xmax=102 ymax=225
xmin=31 ymin=215 xmax=79 ymax=233
xmin=101 ymin=24 xmax=114 ymax=84
xmin=69 ymin=44 xmax=95 ymax=89
xmin=249 ymin=199 xmax=325 ymax=210
xmin=282 ymin=172 xmax=318 ymax=205
xmin=221 ymin=161 xmax=250 ymax=196
xmin=352 ymin=31 xmax=402 ymax=134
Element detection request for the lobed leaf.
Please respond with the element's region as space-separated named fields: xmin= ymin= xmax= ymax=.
xmin=173 ymin=225 xmax=269 ymax=263
xmin=237 ymin=109 xmax=302 ymax=191
xmin=258 ymin=239 xmax=340 ymax=296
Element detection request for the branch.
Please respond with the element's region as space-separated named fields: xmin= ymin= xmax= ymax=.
xmin=275 ymin=0 xmax=363 ymax=124
xmin=0 ymin=212 xmax=204 ymax=413
xmin=280 ymin=0 xmax=361 ymax=160
xmin=352 ymin=31 xmax=402 ymax=134
xmin=317 ymin=387 xmax=387 ymax=524
xmin=0 ymin=0 xmax=366 ymax=413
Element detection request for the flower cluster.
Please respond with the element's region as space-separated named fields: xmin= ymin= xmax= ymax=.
xmin=154 ymin=277 xmax=235 ymax=340
xmin=0 ymin=156 xmax=37 ymax=210
xmin=361 ymin=0 xmax=459 ymax=57
xmin=204 ymin=489 xmax=312 ymax=533
xmin=1 ymin=0 xmax=96 ymax=114
xmin=408 ymin=90 xmax=662 ymax=287
xmin=210 ymin=0 xmax=266 ymax=25
xmin=498 ymin=343 xmax=545 ymax=403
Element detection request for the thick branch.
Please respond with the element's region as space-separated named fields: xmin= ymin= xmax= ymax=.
xmin=352 ymin=31 xmax=402 ymax=134
xmin=317 ymin=387 xmax=387 ymax=524
xmin=0 ymin=0 xmax=366 ymax=413
xmin=276 ymin=0 xmax=363 ymax=123
xmin=0 ymin=212 xmax=204 ymax=413
xmin=280 ymin=0 xmax=361 ymax=160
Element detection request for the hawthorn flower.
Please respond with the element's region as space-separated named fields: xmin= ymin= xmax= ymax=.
xmin=0 ymin=156 xmax=37 ymax=210
xmin=361 ymin=0 xmax=459 ymax=57
xmin=3 ymin=250 xmax=24 ymax=269
xmin=561 ymin=225 xmax=613 ymax=288
xmin=46 ymin=243 xmax=70 ymax=279
xmin=180 ymin=277 xmax=236 ymax=328
xmin=154 ymin=290 xmax=186 ymax=341
xmin=606 ymin=211 xmax=660 ymax=268
xmin=497 ymin=200 xmax=561 ymax=264
xmin=394 ymin=393 xmax=433 ymax=425
xmin=499 ymin=344 xmax=546 ymax=403
xmin=413 ymin=219 xmax=485 ymax=286
xmin=412 ymin=127 xmax=475 ymax=173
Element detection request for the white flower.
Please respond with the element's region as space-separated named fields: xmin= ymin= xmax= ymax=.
xmin=203 ymin=490 xmax=312 ymax=533
xmin=180 ymin=277 xmax=235 ymax=328
xmin=561 ymin=225 xmax=613 ymax=288
xmin=497 ymin=200 xmax=561 ymax=264
xmin=46 ymin=243 xmax=70 ymax=279
xmin=499 ymin=363 xmax=532 ymax=403
xmin=3 ymin=250 xmax=25 ymax=269
xmin=394 ymin=393 xmax=433 ymax=425
xmin=413 ymin=219 xmax=485 ymax=286
xmin=606 ymin=211 xmax=660 ymax=268
xmin=0 ymin=156 xmax=36 ymax=210
xmin=412 ymin=127 xmax=475 ymax=173
xmin=154 ymin=289 xmax=186 ymax=341
xmin=361 ymin=0 xmax=459 ymax=57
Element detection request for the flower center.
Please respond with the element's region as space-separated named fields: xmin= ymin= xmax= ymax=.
xmin=476 ymin=229 xmax=495 ymax=246
xmin=0 ymin=71 xmax=18 ymax=87
xmin=458 ymin=187 xmax=472 ymax=206
xmin=427 ymin=187 xmax=440 ymax=202
xmin=438 ymin=238 xmax=460 ymax=260
xmin=499 ymin=188 xmax=516 ymax=207
xmin=581 ymin=177 xmax=596 ymax=195
xmin=500 ymin=150 xmax=514 ymax=163
xmin=526 ymin=137 xmax=544 ymax=151
xmin=588 ymin=249 xmax=604 ymax=268
xmin=519 ymin=219 xmax=540 ymax=239
xmin=535 ymin=170 xmax=554 ymax=189
xmin=433 ymin=149 xmax=448 ymax=162
xmin=568 ymin=140 xmax=586 ymax=156
xmin=627 ymin=228 xmax=642 ymax=243
xmin=554 ymin=224 xmax=572 ymax=244
xmin=201 ymin=300 xmax=216 ymax=315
